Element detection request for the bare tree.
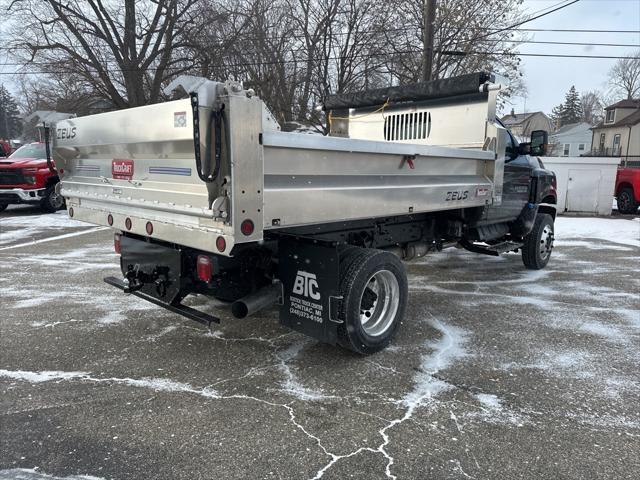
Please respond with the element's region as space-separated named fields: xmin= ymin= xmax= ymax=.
xmin=580 ymin=90 xmax=603 ymax=125
xmin=381 ymin=0 xmax=524 ymax=79
xmin=7 ymin=0 xmax=200 ymax=108
xmin=607 ymin=50 xmax=640 ymax=100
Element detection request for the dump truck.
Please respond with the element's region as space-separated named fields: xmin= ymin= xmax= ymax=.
xmin=51 ymin=72 xmax=557 ymax=354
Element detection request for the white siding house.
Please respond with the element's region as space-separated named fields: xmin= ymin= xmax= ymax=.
xmin=549 ymin=122 xmax=592 ymax=157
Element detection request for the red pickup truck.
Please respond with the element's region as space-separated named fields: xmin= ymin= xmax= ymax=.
xmin=615 ymin=166 xmax=640 ymax=214
xmin=0 ymin=142 xmax=64 ymax=213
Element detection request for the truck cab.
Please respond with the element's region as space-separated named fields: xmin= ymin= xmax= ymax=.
xmin=0 ymin=142 xmax=65 ymax=213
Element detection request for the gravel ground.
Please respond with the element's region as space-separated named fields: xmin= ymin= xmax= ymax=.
xmin=1 ymin=205 xmax=639 ymax=480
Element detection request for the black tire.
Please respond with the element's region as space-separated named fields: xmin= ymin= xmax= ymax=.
xmin=522 ymin=213 xmax=554 ymax=270
xmin=617 ymin=187 xmax=638 ymax=214
xmin=40 ymin=185 xmax=65 ymax=213
xmin=0 ymin=203 xmax=7 ymax=213
xmin=336 ymin=248 xmax=408 ymax=354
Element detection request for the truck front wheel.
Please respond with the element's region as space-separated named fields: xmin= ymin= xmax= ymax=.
xmin=521 ymin=213 xmax=554 ymax=270
xmin=40 ymin=186 xmax=65 ymax=213
xmin=337 ymin=248 xmax=408 ymax=354
xmin=617 ymin=187 xmax=638 ymax=214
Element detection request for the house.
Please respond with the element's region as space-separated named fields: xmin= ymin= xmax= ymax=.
xmin=549 ymin=122 xmax=592 ymax=157
xmin=588 ymin=99 xmax=640 ymax=165
xmin=500 ymin=109 xmax=554 ymax=142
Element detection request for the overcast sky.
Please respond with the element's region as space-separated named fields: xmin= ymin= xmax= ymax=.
xmin=512 ymin=0 xmax=640 ymax=114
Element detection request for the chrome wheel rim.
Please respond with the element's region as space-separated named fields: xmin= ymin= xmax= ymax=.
xmin=539 ymin=223 xmax=554 ymax=260
xmin=359 ymin=270 xmax=400 ymax=337
xmin=50 ymin=191 xmax=64 ymax=209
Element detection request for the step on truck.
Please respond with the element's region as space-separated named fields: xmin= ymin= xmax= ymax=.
xmin=52 ymin=72 xmax=557 ymax=354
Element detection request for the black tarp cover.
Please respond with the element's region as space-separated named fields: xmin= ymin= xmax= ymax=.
xmin=323 ymin=72 xmax=494 ymax=111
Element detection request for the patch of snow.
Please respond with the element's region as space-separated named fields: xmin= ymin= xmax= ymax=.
xmin=0 ymin=211 xmax=90 ymax=246
xmin=145 ymin=325 xmax=178 ymax=341
xmin=0 ymin=370 xmax=89 ymax=383
xmin=578 ymin=321 xmax=630 ymax=345
xmin=467 ymin=392 xmax=527 ymax=427
xmin=0 ymin=468 xmax=104 ymax=480
xmin=402 ymin=318 xmax=467 ymax=409
xmin=277 ymin=339 xmax=335 ymax=401
xmin=476 ymin=393 xmax=502 ymax=410
xmin=555 ymin=217 xmax=639 ymax=247
xmin=0 ymin=369 xmax=219 ymax=398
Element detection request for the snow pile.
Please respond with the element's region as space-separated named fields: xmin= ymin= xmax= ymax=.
xmin=555 ymin=217 xmax=639 ymax=247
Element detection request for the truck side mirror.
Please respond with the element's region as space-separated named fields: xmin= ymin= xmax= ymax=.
xmin=530 ymin=130 xmax=548 ymax=157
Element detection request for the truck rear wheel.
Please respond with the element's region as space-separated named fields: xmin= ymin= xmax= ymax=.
xmin=337 ymin=248 xmax=408 ymax=354
xmin=617 ymin=187 xmax=638 ymax=214
xmin=522 ymin=213 xmax=554 ymax=270
xmin=0 ymin=203 xmax=7 ymax=213
xmin=40 ymin=186 xmax=65 ymax=213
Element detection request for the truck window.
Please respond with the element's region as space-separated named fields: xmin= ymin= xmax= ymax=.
xmin=505 ymin=130 xmax=518 ymax=160
xmin=496 ymin=118 xmax=518 ymax=160
xmin=10 ymin=144 xmax=46 ymax=159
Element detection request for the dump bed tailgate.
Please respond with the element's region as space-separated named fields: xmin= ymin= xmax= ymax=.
xmin=54 ymin=99 xmax=234 ymax=253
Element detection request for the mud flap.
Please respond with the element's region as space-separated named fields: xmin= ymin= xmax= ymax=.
xmin=278 ymin=237 xmax=341 ymax=344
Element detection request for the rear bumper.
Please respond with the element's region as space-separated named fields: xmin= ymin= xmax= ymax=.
xmin=0 ymin=187 xmax=46 ymax=204
xmin=104 ymin=276 xmax=220 ymax=326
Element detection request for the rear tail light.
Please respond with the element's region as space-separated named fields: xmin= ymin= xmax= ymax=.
xmin=125 ymin=217 xmax=132 ymax=230
xmin=107 ymin=214 xmax=114 ymax=226
xmin=196 ymin=255 xmax=213 ymax=282
xmin=68 ymin=207 xmax=74 ymax=217
xmin=114 ymin=233 xmax=121 ymax=254
xmin=145 ymin=221 xmax=153 ymax=235
xmin=216 ymin=236 xmax=226 ymax=252
xmin=240 ymin=219 xmax=254 ymax=236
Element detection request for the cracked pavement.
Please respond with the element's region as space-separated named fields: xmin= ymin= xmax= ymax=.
xmin=1 ymin=206 xmax=639 ymax=479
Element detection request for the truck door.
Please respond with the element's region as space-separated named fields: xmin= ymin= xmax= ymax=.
xmin=488 ymin=130 xmax=532 ymax=222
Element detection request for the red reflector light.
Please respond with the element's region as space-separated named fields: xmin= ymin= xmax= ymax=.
xmin=107 ymin=214 xmax=113 ymax=226
xmin=196 ymin=255 xmax=213 ymax=282
xmin=114 ymin=233 xmax=121 ymax=254
xmin=125 ymin=217 xmax=132 ymax=230
xmin=240 ymin=219 xmax=254 ymax=236
xmin=145 ymin=221 xmax=153 ymax=235
xmin=216 ymin=236 xmax=226 ymax=252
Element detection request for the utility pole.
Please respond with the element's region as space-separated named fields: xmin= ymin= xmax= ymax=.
xmin=421 ymin=0 xmax=437 ymax=82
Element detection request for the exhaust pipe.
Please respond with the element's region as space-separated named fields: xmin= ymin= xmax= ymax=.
xmin=231 ymin=283 xmax=282 ymax=319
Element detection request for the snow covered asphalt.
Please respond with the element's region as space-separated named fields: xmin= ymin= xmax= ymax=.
xmin=1 ymin=206 xmax=639 ymax=480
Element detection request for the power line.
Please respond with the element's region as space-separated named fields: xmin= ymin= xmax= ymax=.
xmin=1 ymin=49 xmax=637 ymax=76
xmin=475 ymin=0 xmax=582 ymax=40
xmin=1 ymin=35 xmax=637 ymax=57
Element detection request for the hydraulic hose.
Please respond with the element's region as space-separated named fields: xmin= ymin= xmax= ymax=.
xmin=190 ymin=92 xmax=224 ymax=183
xmin=43 ymin=122 xmax=57 ymax=174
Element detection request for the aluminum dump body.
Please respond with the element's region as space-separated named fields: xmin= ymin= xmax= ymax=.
xmin=53 ymin=76 xmax=506 ymax=255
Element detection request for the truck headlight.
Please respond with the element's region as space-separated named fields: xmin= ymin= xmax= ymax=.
xmin=24 ymin=176 xmax=35 ymax=184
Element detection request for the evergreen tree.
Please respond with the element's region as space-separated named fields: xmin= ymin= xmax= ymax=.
xmin=0 ymin=86 xmax=22 ymax=139
xmin=561 ymin=86 xmax=583 ymax=126
xmin=550 ymin=86 xmax=584 ymax=129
